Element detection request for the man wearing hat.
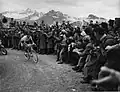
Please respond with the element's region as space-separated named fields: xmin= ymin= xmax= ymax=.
xmin=114 ymin=18 xmax=120 ymax=36
xmin=108 ymin=19 xmax=114 ymax=31
xmin=91 ymin=21 xmax=120 ymax=91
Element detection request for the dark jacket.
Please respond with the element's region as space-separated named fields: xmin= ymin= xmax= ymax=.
xmin=105 ymin=44 xmax=120 ymax=71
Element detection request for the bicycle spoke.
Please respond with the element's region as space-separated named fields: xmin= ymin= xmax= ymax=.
xmin=31 ymin=51 xmax=38 ymax=63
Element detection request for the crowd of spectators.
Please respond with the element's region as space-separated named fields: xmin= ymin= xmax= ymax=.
xmin=0 ymin=17 xmax=120 ymax=91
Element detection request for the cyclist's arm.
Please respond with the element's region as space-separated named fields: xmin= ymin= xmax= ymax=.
xmin=19 ymin=40 xmax=27 ymax=47
xmin=19 ymin=36 xmax=27 ymax=46
xmin=30 ymin=36 xmax=35 ymax=45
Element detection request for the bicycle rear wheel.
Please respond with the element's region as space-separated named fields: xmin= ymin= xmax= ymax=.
xmin=31 ymin=50 xmax=38 ymax=63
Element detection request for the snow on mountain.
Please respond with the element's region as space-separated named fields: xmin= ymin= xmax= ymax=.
xmin=30 ymin=11 xmax=44 ymax=20
xmin=21 ymin=10 xmax=44 ymax=20
xmin=37 ymin=10 xmax=81 ymax=25
xmin=88 ymin=14 xmax=99 ymax=19
xmin=1 ymin=8 xmax=107 ymax=26
xmin=3 ymin=13 xmax=28 ymax=19
xmin=2 ymin=9 xmax=32 ymax=19
xmin=87 ymin=14 xmax=107 ymax=22
xmin=2 ymin=8 xmax=43 ymax=20
xmin=37 ymin=10 xmax=66 ymax=24
xmin=19 ymin=8 xmax=34 ymax=14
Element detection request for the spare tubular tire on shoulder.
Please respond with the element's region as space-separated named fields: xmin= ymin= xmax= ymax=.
xmin=1 ymin=48 xmax=7 ymax=55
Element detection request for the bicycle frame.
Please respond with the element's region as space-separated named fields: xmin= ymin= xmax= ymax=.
xmin=24 ymin=44 xmax=38 ymax=63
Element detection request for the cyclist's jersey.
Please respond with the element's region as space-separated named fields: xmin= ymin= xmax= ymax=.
xmin=20 ymin=35 xmax=33 ymax=44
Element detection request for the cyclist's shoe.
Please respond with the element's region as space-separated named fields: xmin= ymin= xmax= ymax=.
xmin=25 ymin=52 xmax=28 ymax=57
xmin=30 ymin=53 xmax=33 ymax=57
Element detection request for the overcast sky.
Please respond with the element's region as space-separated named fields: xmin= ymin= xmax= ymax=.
xmin=0 ymin=0 xmax=120 ymax=19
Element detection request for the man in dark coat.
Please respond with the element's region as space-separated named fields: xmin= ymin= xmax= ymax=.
xmin=108 ymin=19 xmax=114 ymax=31
xmin=92 ymin=43 xmax=120 ymax=91
xmin=72 ymin=35 xmax=91 ymax=72
xmin=91 ymin=24 xmax=119 ymax=91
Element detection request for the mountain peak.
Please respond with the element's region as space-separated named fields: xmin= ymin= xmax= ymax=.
xmin=49 ymin=10 xmax=55 ymax=12
xmin=1 ymin=9 xmax=107 ymax=25
xmin=22 ymin=8 xmax=34 ymax=14
xmin=47 ymin=10 xmax=57 ymax=14
xmin=25 ymin=8 xmax=33 ymax=12
xmin=88 ymin=14 xmax=99 ymax=19
xmin=45 ymin=10 xmax=64 ymax=17
xmin=26 ymin=8 xmax=31 ymax=11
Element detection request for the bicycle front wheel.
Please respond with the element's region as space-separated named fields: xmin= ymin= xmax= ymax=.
xmin=24 ymin=52 xmax=30 ymax=60
xmin=31 ymin=50 xmax=38 ymax=63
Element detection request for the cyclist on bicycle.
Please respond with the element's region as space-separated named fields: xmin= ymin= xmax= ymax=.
xmin=19 ymin=31 xmax=36 ymax=56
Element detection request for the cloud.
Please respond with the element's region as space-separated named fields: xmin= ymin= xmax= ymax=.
xmin=44 ymin=0 xmax=80 ymax=6
xmin=1 ymin=0 xmax=25 ymax=12
xmin=101 ymin=0 xmax=120 ymax=7
xmin=0 ymin=0 xmax=119 ymax=19
xmin=56 ymin=1 xmax=120 ymax=19
xmin=0 ymin=0 xmax=3 ymax=12
xmin=44 ymin=0 xmax=103 ymax=6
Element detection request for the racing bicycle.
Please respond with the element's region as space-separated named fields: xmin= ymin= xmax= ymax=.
xmin=24 ymin=43 xmax=38 ymax=63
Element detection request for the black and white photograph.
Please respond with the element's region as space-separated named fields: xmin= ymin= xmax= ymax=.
xmin=0 ymin=0 xmax=120 ymax=91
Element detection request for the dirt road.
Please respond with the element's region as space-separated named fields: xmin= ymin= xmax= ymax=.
xmin=0 ymin=49 xmax=92 ymax=92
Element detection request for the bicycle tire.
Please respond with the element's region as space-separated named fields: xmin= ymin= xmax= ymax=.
xmin=31 ymin=50 xmax=38 ymax=63
xmin=24 ymin=52 xmax=30 ymax=60
xmin=1 ymin=48 xmax=7 ymax=55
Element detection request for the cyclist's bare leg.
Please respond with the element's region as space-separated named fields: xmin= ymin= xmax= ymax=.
xmin=27 ymin=44 xmax=33 ymax=56
xmin=23 ymin=43 xmax=30 ymax=55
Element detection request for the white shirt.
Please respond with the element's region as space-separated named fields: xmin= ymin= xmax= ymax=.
xmin=20 ymin=35 xmax=33 ymax=43
xmin=81 ymin=30 xmax=87 ymax=36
